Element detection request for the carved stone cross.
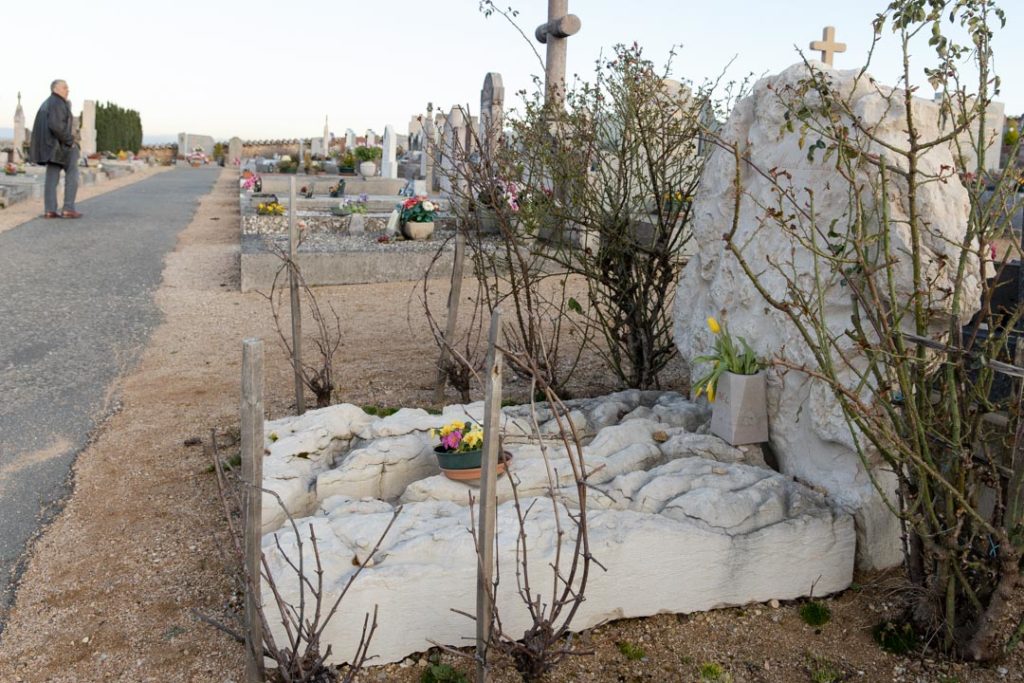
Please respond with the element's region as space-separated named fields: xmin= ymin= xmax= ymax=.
xmin=535 ymin=0 xmax=581 ymax=106
xmin=810 ymin=26 xmax=846 ymax=66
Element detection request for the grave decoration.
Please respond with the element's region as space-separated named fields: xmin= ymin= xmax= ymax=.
xmin=691 ymin=316 xmax=767 ymax=445
xmin=430 ymin=419 xmax=504 ymax=481
xmin=399 ymin=195 xmax=437 ymax=240
xmin=256 ymin=201 xmax=286 ymax=216
xmin=240 ymin=172 xmax=262 ymax=193
xmin=331 ymin=194 xmax=369 ymax=217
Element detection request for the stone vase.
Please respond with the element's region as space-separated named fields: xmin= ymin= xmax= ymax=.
xmin=400 ymin=220 xmax=435 ymax=240
xmin=710 ymin=371 xmax=769 ymax=445
xmin=358 ymin=161 xmax=377 ymax=178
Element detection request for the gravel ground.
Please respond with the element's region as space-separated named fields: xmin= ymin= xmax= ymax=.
xmin=0 ymin=168 xmax=1018 ymax=683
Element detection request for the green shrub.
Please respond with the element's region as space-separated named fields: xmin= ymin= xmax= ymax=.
xmin=616 ymin=640 xmax=646 ymax=661
xmin=354 ymin=145 xmax=382 ymax=162
xmin=420 ymin=654 xmax=468 ymax=683
xmin=799 ymin=601 xmax=832 ymax=627
xmin=699 ymin=661 xmax=727 ymax=681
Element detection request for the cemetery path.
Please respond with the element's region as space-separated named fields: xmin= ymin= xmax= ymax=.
xmin=0 ymin=167 xmax=220 ymax=625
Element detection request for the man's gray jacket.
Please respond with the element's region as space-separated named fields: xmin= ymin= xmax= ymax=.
xmin=29 ymin=93 xmax=74 ymax=168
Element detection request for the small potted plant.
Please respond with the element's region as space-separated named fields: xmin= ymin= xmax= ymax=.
xmin=692 ymin=316 xmax=768 ymax=445
xmin=431 ymin=420 xmax=509 ymax=481
xmin=399 ymin=195 xmax=438 ymax=240
xmin=354 ymin=146 xmax=381 ymax=178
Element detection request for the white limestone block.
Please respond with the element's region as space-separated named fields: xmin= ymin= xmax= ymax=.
xmin=673 ymin=63 xmax=979 ymax=569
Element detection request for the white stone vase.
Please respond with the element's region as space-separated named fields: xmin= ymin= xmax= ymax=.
xmin=400 ymin=220 xmax=435 ymax=240
xmin=710 ymin=371 xmax=769 ymax=445
xmin=358 ymin=161 xmax=377 ymax=178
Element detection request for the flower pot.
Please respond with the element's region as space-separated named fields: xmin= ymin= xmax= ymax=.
xmin=358 ymin=161 xmax=377 ymax=178
xmin=709 ymin=370 xmax=769 ymax=445
xmin=434 ymin=448 xmax=511 ymax=482
xmin=400 ymin=220 xmax=435 ymax=240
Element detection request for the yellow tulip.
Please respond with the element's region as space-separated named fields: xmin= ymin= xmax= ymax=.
xmin=707 ymin=317 xmax=721 ymax=335
xmin=707 ymin=383 xmax=716 ymax=403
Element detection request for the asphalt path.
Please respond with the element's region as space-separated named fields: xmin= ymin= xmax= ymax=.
xmin=0 ymin=167 xmax=220 ymax=633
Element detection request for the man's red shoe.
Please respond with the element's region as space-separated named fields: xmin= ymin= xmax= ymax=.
xmin=43 ymin=212 xmax=61 ymax=218
xmin=61 ymin=210 xmax=83 ymax=219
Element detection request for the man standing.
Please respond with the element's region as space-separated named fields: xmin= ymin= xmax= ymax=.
xmin=29 ymin=79 xmax=82 ymax=219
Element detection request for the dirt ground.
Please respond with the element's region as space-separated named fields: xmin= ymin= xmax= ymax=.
xmin=0 ymin=168 xmax=1020 ymax=682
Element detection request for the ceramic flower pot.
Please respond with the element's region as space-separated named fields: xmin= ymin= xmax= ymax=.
xmin=710 ymin=370 xmax=769 ymax=445
xmin=400 ymin=220 xmax=435 ymax=240
xmin=358 ymin=161 xmax=377 ymax=178
xmin=434 ymin=448 xmax=511 ymax=482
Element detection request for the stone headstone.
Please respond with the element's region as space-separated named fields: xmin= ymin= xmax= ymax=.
xmin=421 ymin=117 xmax=437 ymax=188
xmin=311 ymin=138 xmax=323 ymax=158
xmin=673 ymin=63 xmax=980 ymax=571
xmin=381 ymin=124 xmax=398 ymax=179
xmin=365 ymin=129 xmax=377 ymax=146
xmin=408 ymin=115 xmax=423 ymax=150
xmin=345 ymin=128 xmax=357 ymax=150
xmin=228 ymin=136 xmax=243 ymax=164
xmin=479 ymin=72 xmax=505 ymax=155
xmin=322 ymin=116 xmax=330 ymax=158
xmin=439 ymin=106 xmax=468 ymax=201
xmin=80 ymin=100 xmax=97 ymax=157
xmin=12 ymin=93 xmax=25 ymax=162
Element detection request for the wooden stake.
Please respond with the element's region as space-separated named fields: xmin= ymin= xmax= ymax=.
xmin=288 ymin=176 xmax=305 ymax=415
xmin=435 ymin=230 xmax=466 ymax=403
xmin=476 ymin=309 xmax=503 ymax=683
xmin=241 ymin=338 xmax=265 ymax=682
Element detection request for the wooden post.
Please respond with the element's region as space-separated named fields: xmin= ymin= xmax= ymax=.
xmin=241 ymin=338 xmax=265 ymax=682
xmin=476 ymin=309 xmax=503 ymax=683
xmin=435 ymin=230 xmax=467 ymax=403
xmin=288 ymin=176 xmax=305 ymax=414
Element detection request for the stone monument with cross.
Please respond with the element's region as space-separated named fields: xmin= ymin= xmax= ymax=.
xmin=479 ymin=72 xmax=505 ymax=156
xmin=810 ymin=26 xmax=846 ymax=66
xmin=535 ymin=0 xmax=581 ymax=106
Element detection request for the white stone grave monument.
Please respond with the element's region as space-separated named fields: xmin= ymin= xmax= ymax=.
xmin=381 ymin=124 xmax=397 ymax=179
xmin=80 ymin=100 xmax=97 ymax=158
xmin=674 ymin=63 xmax=980 ymax=571
xmin=12 ymin=93 xmax=26 ymax=162
xmin=259 ymin=392 xmax=855 ymax=665
xmin=228 ymin=136 xmax=243 ymax=164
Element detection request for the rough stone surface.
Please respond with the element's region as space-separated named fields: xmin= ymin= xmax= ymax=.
xmin=261 ymin=392 xmax=856 ymax=664
xmin=673 ymin=63 xmax=980 ymax=570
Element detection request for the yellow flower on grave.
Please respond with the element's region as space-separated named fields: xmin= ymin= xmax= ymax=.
xmin=463 ymin=430 xmax=483 ymax=449
xmin=707 ymin=317 xmax=721 ymax=335
xmin=706 ymin=382 xmax=716 ymax=403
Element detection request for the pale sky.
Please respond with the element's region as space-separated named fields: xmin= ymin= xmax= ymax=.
xmin=3 ymin=0 xmax=1022 ymax=144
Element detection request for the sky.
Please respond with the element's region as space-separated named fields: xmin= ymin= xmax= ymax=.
xmin=3 ymin=0 xmax=1023 ymax=144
